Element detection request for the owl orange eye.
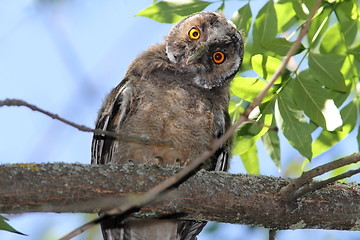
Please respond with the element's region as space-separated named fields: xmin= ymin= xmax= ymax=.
xmin=188 ymin=27 xmax=201 ymax=40
xmin=212 ymin=51 xmax=225 ymax=64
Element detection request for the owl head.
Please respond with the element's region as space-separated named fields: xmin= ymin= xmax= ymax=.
xmin=165 ymin=12 xmax=244 ymax=89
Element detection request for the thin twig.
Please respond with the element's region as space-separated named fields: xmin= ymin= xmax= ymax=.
xmin=247 ymin=119 xmax=278 ymax=131
xmin=279 ymin=152 xmax=360 ymax=201
xmin=59 ymin=0 xmax=321 ymax=237
xmin=0 ymin=99 xmax=171 ymax=146
xmin=292 ymin=166 xmax=360 ymax=200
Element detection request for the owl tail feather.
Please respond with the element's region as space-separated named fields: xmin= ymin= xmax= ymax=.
xmin=101 ymin=218 xmax=206 ymax=240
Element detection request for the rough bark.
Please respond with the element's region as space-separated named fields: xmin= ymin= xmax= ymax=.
xmin=1 ymin=163 xmax=359 ymax=231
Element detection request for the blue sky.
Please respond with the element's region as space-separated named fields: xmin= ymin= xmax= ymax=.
xmin=0 ymin=0 xmax=359 ymax=239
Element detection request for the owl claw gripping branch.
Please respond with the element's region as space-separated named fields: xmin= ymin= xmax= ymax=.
xmin=92 ymin=12 xmax=244 ymax=240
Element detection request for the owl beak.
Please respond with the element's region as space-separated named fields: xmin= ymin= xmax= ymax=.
xmin=186 ymin=44 xmax=209 ymax=65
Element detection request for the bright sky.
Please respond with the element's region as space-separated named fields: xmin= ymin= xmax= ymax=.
xmin=0 ymin=1 xmax=359 ymax=240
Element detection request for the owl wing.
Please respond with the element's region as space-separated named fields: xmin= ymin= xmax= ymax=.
xmin=212 ymin=109 xmax=231 ymax=172
xmin=91 ymin=78 xmax=135 ymax=165
xmin=91 ymin=78 xmax=136 ymax=240
xmin=177 ymin=221 xmax=207 ymax=240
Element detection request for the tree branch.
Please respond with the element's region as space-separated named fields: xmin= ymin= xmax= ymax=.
xmin=0 ymin=99 xmax=171 ymax=146
xmin=292 ymin=167 xmax=360 ymax=200
xmin=279 ymin=153 xmax=360 ymax=201
xmin=1 ymin=162 xmax=360 ymax=234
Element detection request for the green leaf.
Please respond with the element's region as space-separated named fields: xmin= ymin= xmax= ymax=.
xmin=349 ymin=40 xmax=360 ymax=62
xmin=323 ymin=55 xmax=355 ymax=108
xmin=307 ymin=7 xmax=331 ymax=47
xmin=256 ymin=100 xmax=276 ymax=139
xmin=303 ymin=0 xmax=318 ymax=14
xmin=294 ymin=71 xmax=343 ymax=131
xmin=251 ymin=99 xmax=276 ymax=140
xmin=291 ymin=0 xmax=308 ymax=20
xmin=353 ymin=54 xmax=360 ymax=78
xmin=241 ymin=107 xmax=273 ymax=138
xmin=239 ymin=143 xmax=260 ymax=174
xmin=252 ymin=1 xmax=277 ymax=54
xmin=251 ymin=54 xmax=282 ymax=83
xmin=335 ymin=0 xmax=358 ymax=47
xmin=357 ymin=125 xmax=360 ymax=152
xmin=136 ymin=0 xmax=211 ymax=23
xmin=320 ymin=23 xmax=347 ymax=55
xmin=341 ymin=54 xmax=358 ymax=86
xmin=216 ymin=2 xmax=225 ymax=13
xmin=228 ymin=96 xmax=245 ymax=124
xmin=0 ymin=215 xmax=26 ymax=236
xmin=262 ymin=122 xmax=281 ymax=168
xmin=231 ymin=76 xmax=274 ymax=103
xmin=263 ymin=38 xmax=305 ymax=56
xmin=309 ymin=52 xmax=347 ymax=92
xmin=233 ymin=136 xmax=254 ymax=155
xmin=228 ymin=96 xmax=239 ymax=116
xmin=231 ymin=3 xmax=252 ymax=36
xmin=232 ymin=100 xmax=274 ymax=159
xmin=274 ymin=0 xmax=297 ymax=31
xmin=275 ymin=85 xmax=313 ymax=159
xmin=236 ymin=121 xmax=262 ymax=138
xmin=327 ymin=89 xmax=350 ymax=108
xmin=312 ymin=101 xmax=358 ymax=157
xmin=240 ymin=45 xmax=254 ymax=71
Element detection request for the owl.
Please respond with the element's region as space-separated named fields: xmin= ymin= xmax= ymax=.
xmin=91 ymin=12 xmax=244 ymax=240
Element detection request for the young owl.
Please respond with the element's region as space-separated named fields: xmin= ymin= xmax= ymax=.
xmin=92 ymin=12 xmax=244 ymax=240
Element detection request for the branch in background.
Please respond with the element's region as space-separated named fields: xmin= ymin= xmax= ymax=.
xmin=1 ymin=163 xmax=360 ymax=232
xmin=0 ymin=99 xmax=171 ymax=146
xmin=279 ymin=153 xmax=360 ymax=201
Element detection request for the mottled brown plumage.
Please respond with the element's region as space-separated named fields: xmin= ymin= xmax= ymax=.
xmin=91 ymin=12 xmax=244 ymax=240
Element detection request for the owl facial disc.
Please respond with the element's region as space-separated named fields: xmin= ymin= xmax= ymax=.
xmin=165 ymin=12 xmax=244 ymax=89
